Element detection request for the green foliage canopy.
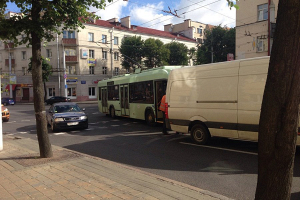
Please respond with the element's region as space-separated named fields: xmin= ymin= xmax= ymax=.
xmin=119 ymin=36 xmax=144 ymax=69
xmin=143 ymin=38 xmax=170 ymax=68
xmin=164 ymin=42 xmax=189 ymax=65
xmin=196 ymin=26 xmax=235 ymax=64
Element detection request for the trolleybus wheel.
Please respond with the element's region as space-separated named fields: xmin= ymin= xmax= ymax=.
xmin=145 ymin=110 xmax=156 ymax=126
xmin=190 ymin=124 xmax=210 ymax=145
xmin=110 ymin=107 xmax=116 ymax=118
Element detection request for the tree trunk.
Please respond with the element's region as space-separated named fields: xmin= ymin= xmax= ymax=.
xmin=255 ymin=0 xmax=300 ymax=199
xmin=44 ymin=82 xmax=47 ymax=102
xmin=31 ymin=0 xmax=53 ymax=158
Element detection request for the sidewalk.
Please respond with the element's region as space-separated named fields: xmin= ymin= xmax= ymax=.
xmin=0 ymin=135 xmax=232 ymax=200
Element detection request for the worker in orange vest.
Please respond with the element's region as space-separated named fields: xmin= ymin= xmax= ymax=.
xmin=159 ymin=95 xmax=168 ymax=135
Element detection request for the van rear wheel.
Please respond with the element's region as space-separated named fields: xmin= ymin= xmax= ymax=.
xmin=191 ymin=124 xmax=210 ymax=145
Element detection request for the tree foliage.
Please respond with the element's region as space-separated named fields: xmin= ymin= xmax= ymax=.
xmin=143 ymin=38 xmax=169 ymax=68
xmin=164 ymin=42 xmax=189 ymax=65
xmin=196 ymin=26 xmax=235 ymax=64
xmin=0 ymin=0 xmax=110 ymax=158
xmin=119 ymin=36 xmax=144 ymax=70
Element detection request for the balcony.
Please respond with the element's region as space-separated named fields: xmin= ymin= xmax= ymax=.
xmin=65 ymin=56 xmax=78 ymax=63
xmin=4 ymin=43 xmax=14 ymax=49
xmin=62 ymin=38 xmax=77 ymax=46
xmin=5 ymin=59 xmax=15 ymax=66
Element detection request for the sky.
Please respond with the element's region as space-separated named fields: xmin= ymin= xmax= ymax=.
xmin=6 ymin=0 xmax=236 ymax=31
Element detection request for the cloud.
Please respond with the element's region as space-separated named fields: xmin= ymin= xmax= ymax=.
xmin=90 ymin=0 xmax=128 ymax=21
xmin=128 ymin=2 xmax=173 ymax=30
xmin=171 ymin=0 xmax=236 ymax=27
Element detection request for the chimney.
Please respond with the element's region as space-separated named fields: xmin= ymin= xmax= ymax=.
xmin=120 ymin=16 xmax=131 ymax=29
xmin=107 ymin=18 xmax=119 ymax=23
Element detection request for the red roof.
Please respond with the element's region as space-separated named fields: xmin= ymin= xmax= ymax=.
xmin=87 ymin=19 xmax=197 ymax=43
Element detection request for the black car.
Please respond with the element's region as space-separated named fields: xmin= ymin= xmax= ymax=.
xmin=1 ymin=98 xmax=15 ymax=106
xmin=46 ymin=102 xmax=88 ymax=132
xmin=45 ymin=96 xmax=71 ymax=105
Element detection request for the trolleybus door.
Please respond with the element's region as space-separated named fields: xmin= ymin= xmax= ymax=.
xmin=101 ymin=88 xmax=108 ymax=113
xmin=155 ymin=80 xmax=167 ymax=121
xmin=120 ymin=84 xmax=129 ymax=116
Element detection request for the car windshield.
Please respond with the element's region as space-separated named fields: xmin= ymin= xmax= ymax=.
xmin=54 ymin=105 xmax=81 ymax=113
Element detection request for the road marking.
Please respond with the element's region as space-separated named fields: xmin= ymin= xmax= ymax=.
xmin=89 ymin=122 xmax=99 ymax=125
xmin=111 ymin=125 xmax=120 ymax=127
xmin=18 ymin=132 xmax=28 ymax=134
xmin=85 ymin=128 xmax=94 ymax=130
xmin=6 ymin=121 xmax=16 ymax=123
xmin=92 ymin=112 xmax=99 ymax=115
xmin=54 ymin=132 xmax=66 ymax=135
xmin=21 ymin=120 xmax=31 ymax=122
xmin=180 ymin=142 xmax=258 ymax=155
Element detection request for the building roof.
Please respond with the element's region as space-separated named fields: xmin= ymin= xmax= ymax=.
xmin=86 ymin=19 xmax=197 ymax=43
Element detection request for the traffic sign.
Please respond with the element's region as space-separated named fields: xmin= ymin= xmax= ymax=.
xmin=64 ymin=74 xmax=67 ymax=79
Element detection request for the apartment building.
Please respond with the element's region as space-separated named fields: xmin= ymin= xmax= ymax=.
xmin=0 ymin=14 xmax=197 ymax=102
xmin=164 ymin=19 xmax=211 ymax=45
xmin=235 ymin=0 xmax=278 ymax=59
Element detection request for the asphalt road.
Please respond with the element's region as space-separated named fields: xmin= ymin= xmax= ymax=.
xmin=3 ymin=103 xmax=300 ymax=200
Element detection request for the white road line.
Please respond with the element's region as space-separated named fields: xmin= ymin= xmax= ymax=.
xmin=111 ymin=125 xmax=120 ymax=127
xmin=6 ymin=121 xmax=16 ymax=123
xmin=180 ymin=142 xmax=258 ymax=155
xmin=18 ymin=132 xmax=28 ymax=134
xmin=21 ymin=120 xmax=31 ymax=122
xmin=54 ymin=132 xmax=66 ymax=135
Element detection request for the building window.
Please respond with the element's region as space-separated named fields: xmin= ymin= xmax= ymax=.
xmin=9 ymin=52 xmax=14 ymax=59
xmin=66 ymin=65 xmax=76 ymax=74
xmin=114 ymin=52 xmax=119 ymax=60
xmin=197 ymin=38 xmax=203 ymax=44
xmin=22 ymin=67 xmax=27 ymax=75
xmin=65 ymin=48 xmax=76 ymax=56
xmin=102 ymin=35 xmax=107 ymax=43
xmin=257 ymin=37 xmax=268 ymax=52
xmin=46 ymin=49 xmax=52 ymax=58
xmin=89 ymin=66 xmax=95 ymax=74
xmin=197 ymin=28 xmax=202 ymax=34
xmin=21 ymin=51 xmax=26 ymax=60
xmin=88 ymin=32 xmax=94 ymax=42
xmin=67 ymin=87 xmax=76 ymax=97
xmin=114 ymin=67 xmax=119 ymax=75
xmin=63 ymin=31 xmax=75 ymax=38
xmin=89 ymin=50 xmax=94 ymax=58
xmin=102 ymin=67 xmax=107 ymax=75
xmin=102 ymin=51 xmax=107 ymax=60
xmin=114 ymin=36 xmax=118 ymax=45
xmin=258 ymin=4 xmax=268 ymax=21
xmin=89 ymin=87 xmax=96 ymax=97
xmin=48 ymin=88 xmax=55 ymax=97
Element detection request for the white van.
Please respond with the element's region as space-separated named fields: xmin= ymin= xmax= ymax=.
xmin=165 ymin=56 xmax=300 ymax=145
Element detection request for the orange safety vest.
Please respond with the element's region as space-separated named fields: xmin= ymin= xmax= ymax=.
xmin=159 ymin=95 xmax=166 ymax=112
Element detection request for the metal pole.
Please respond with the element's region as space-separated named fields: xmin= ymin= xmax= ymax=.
xmin=0 ymin=77 xmax=2 ymax=151
xmin=57 ymin=34 xmax=61 ymax=96
xmin=211 ymin=31 xmax=213 ymax=63
xmin=110 ymin=27 xmax=114 ymax=78
xmin=63 ymin=44 xmax=67 ymax=97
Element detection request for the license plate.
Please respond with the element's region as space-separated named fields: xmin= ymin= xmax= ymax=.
xmin=67 ymin=122 xmax=79 ymax=126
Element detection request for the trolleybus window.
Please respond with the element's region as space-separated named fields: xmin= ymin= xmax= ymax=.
xmin=129 ymin=81 xmax=153 ymax=104
xmin=108 ymin=85 xmax=119 ymax=100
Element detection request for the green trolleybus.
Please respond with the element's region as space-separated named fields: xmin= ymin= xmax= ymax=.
xmin=97 ymin=66 xmax=181 ymax=125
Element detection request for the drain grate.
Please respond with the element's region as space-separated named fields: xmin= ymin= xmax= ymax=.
xmin=13 ymin=150 xmax=82 ymax=167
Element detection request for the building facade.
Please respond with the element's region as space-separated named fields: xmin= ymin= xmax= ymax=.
xmin=0 ymin=14 xmax=197 ymax=102
xmin=164 ymin=19 xmax=212 ymax=45
xmin=235 ymin=0 xmax=278 ymax=60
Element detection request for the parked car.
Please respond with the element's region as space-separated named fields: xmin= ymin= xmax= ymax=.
xmin=1 ymin=98 xmax=15 ymax=106
xmin=46 ymin=102 xmax=88 ymax=132
xmin=45 ymin=96 xmax=71 ymax=105
xmin=2 ymin=104 xmax=10 ymax=122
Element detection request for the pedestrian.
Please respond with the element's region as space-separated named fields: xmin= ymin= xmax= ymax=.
xmin=159 ymin=94 xmax=169 ymax=135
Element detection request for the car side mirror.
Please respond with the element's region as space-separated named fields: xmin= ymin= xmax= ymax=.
xmin=82 ymin=108 xmax=86 ymax=111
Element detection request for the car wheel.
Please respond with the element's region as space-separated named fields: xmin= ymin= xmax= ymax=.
xmin=110 ymin=107 xmax=116 ymax=118
xmin=145 ymin=110 xmax=156 ymax=126
xmin=51 ymin=122 xmax=58 ymax=132
xmin=190 ymin=124 xmax=210 ymax=145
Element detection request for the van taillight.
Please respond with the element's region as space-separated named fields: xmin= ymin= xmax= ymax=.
xmin=165 ymin=103 xmax=169 ymax=119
